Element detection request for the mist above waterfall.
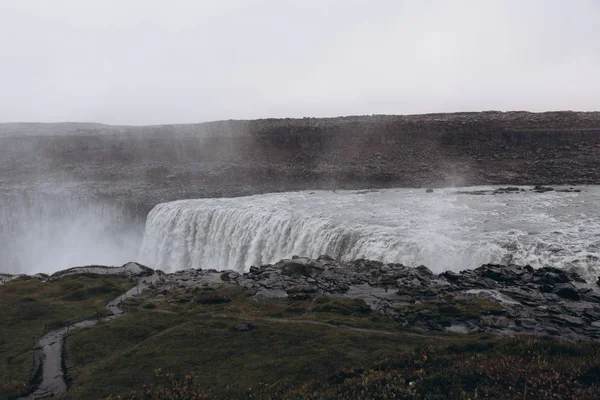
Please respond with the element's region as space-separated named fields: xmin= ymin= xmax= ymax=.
xmin=2 ymin=113 xmax=600 ymax=277
xmin=0 ymin=192 xmax=143 ymax=274
xmin=139 ymin=187 xmax=600 ymax=278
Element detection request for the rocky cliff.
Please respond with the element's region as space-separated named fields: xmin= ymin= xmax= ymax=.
xmin=1 ymin=111 xmax=599 ymax=211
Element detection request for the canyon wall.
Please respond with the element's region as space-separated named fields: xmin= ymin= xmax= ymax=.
xmin=1 ymin=111 xmax=599 ymax=211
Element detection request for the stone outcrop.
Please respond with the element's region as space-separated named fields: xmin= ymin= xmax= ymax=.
xmin=239 ymin=258 xmax=600 ymax=340
xmin=47 ymin=262 xmax=153 ymax=281
xmin=10 ymin=257 xmax=600 ymax=399
xmin=143 ymin=256 xmax=600 ymax=341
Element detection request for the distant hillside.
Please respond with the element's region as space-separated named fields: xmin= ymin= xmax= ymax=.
xmin=3 ymin=110 xmax=600 ymax=136
xmin=1 ymin=111 xmax=600 ymax=213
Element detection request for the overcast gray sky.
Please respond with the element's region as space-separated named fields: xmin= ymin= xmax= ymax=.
xmin=0 ymin=0 xmax=599 ymax=125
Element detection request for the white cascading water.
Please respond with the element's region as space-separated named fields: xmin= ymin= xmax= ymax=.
xmin=139 ymin=186 xmax=600 ymax=279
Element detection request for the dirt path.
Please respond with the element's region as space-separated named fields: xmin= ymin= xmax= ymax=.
xmin=18 ymin=274 xmax=456 ymax=399
xmin=18 ymin=273 xmax=159 ymax=400
xmin=200 ymin=312 xmax=459 ymax=341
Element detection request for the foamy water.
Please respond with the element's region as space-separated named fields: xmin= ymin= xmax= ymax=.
xmin=139 ymin=186 xmax=600 ymax=279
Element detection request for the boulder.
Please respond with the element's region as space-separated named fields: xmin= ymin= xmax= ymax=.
xmin=552 ymin=315 xmax=584 ymax=327
xmin=220 ymin=270 xmax=240 ymax=282
xmin=280 ymin=259 xmax=323 ymax=277
xmin=234 ymin=321 xmax=255 ymax=332
xmin=415 ymin=265 xmax=434 ymax=277
xmin=230 ymin=256 xmax=600 ymax=341
xmin=478 ymin=265 xmax=516 ymax=283
xmin=286 ymin=284 xmax=317 ymax=300
xmin=516 ymin=318 xmax=538 ymax=330
xmin=554 ymin=283 xmax=580 ymax=301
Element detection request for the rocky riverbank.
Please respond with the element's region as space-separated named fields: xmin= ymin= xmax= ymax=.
xmin=12 ymin=256 xmax=600 ymax=345
xmin=128 ymin=256 xmax=600 ymax=341
xmin=7 ymin=258 xmax=600 ymax=399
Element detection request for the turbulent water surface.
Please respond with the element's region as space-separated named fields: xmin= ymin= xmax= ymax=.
xmin=139 ymin=186 xmax=600 ymax=278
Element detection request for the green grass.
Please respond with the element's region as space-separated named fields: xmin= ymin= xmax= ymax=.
xmin=64 ymin=288 xmax=600 ymax=399
xmin=273 ymin=336 xmax=600 ymax=399
xmin=4 ymin=277 xmax=600 ymax=400
xmin=0 ymin=275 xmax=133 ymax=398
xmin=311 ymin=296 xmax=372 ymax=315
xmin=65 ymin=310 xmax=434 ymax=399
xmin=64 ymin=291 xmax=461 ymax=399
xmin=395 ymin=296 xmax=506 ymax=326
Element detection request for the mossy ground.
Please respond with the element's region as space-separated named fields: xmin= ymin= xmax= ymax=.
xmin=3 ymin=277 xmax=600 ymax=399
xmin=395 ymin=296 xmax=506 ymax=326
xmin=63 ymin=286 xmax=600 ymax=399
xmin=0 ymin=275 xmax=133 ymax=398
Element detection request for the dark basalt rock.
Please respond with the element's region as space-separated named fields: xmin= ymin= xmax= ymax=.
xmin=235 ymin=256 xmax=600 ymax=341
xmin=554 ymin=284 xmax=581 ymax=301
xmin=136 ymin=255 xmax=600 ymax=342
xmin=234 ymin=322 xmax=255 ymax=332
xmin=478 ymin=264 xmax=518 ymax=283
xmin=441 ymin=271 xmax=460 ymax=282
xmin=516 ymin=318 xmax=538 ymax=330
xmin=415 ymin=265 xmax=434 ymax=277
xmin=533 ymin=185 xmax=555 ymax=193
xmin=552 ymin=315 xmax=585 ymax=327
xmin=280 ymin=258 xmax=324 ymax=277
xmin=455 ymin=186 xmax=585 ymax=197
xmin=286 ymin=285 xmax=318 ymax=300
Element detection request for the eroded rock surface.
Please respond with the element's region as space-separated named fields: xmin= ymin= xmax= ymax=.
xmin=142 ymin=256 xmax=600 ymax=341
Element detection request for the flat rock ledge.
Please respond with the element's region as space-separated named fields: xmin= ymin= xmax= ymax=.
xmin=153 ymin=256 xmax=600 ymax=341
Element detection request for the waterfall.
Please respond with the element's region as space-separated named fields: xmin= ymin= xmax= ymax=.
xmin=138 ymin=195 xmax=366 ymax=272
xmin=138 ymin=188 xmax=600 ymax=277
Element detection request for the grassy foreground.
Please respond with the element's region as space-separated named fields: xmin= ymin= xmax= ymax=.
xmin=2 ymin=277 xmax=600 ymax=399
xmin=0 ymin=274 xmax=133 ymax=399
xmin=61 ymin=286 xmax=600 ymax=399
